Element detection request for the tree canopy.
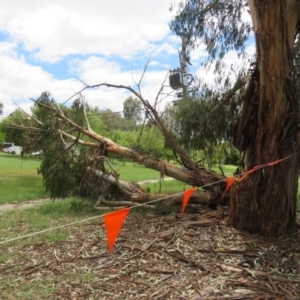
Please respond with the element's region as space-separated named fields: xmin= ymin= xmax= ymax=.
xmin=169 ymin=0 xmax=251 ymax=60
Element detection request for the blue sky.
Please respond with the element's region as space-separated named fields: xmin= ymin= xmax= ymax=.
xmin=0 ymin=0 xmax=254 ymax=118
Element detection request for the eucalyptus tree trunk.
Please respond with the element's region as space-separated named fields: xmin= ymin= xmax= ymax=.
xmin=230 ymin=0 xmax=299 ymax=236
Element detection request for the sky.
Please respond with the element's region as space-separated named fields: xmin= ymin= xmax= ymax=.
xmin=0 ymin=0 xmax=255 ymax=118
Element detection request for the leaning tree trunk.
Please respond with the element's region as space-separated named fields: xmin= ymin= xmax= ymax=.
xmin=230 ymin=0 xmax=299 ymax=236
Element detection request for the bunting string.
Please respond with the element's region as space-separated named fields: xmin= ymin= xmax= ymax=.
xmin=0 ymin=154 xmax=296 ymax=252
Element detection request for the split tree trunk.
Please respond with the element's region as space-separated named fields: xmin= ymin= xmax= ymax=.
xmin=229 ymin=0 xmax=299 ymax=236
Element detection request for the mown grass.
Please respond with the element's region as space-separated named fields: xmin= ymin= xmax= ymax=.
xmin=0 ymin=153 xmax=47 ymax=203
xmin=0 ymin=175 xmax=48 ymax=204
xmin=0 ymin=152 xmax=43 ymax=173
xmin=1 ymin=153 xmax=300 ymax=208
xmin=0 ymin=197 xmax=102 ymax=246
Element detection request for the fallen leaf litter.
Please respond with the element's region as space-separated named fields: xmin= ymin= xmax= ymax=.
xmin=0 ymin=207 xmax=299 ymax=299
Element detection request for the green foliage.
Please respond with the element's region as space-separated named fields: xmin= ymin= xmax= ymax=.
xmin=0 ymin=129 xmax=6 ymax=144
xmin=123 ymin=96 xmax=142 ymax=128
xmin=225 ymin=148 xmax=240 ymax=165
xmin=111 ymin=129 xmax=137 ymax=147
xmin=92 ymin=108 xmax=124 ymax=131
xmin=164 ymin=94 xmax=242 ymax=169
xmin=111 ymin=125 xmax=173 ymax=160
xmin=38 ymin=125 xmax=104 ymax=201
xmin=26 ymin=92 xmax=104 ymax=201
xmin=169 ymin=0 xmax=251 ymax=60
xmin=166 ymin=96 xmax=234 ymax=147
xmin=135 ymin=125 xmax=168 ymax=157
xmin=0 ymin=109 xmax=29 ymax=147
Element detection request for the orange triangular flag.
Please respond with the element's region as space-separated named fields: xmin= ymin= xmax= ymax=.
xmin=104 ymin=207 xmax=130 ymax=253
xmin=222 ymin=176 xmax=235 ymax=199
xmin=182 ymin=187 xmax=197 ymax=213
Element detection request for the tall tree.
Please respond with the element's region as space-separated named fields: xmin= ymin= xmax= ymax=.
xmin=1 ymin=109 xmax=29 ymax=146
xmin=171 ymin=0 xmax=300 ymax=236
xmin=164 ymin=93 xmax=238 ymax=169
xmin=123 ymin=96 xmax=142 ymax=129
xmin=92 ymin=108 xmax=124 ymax=131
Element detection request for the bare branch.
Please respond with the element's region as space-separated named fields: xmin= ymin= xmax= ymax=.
xmin=14 ymin=102 xmax=43 ymax=126
xmin=210 ymin=76 xmax=249 ymax=114
xmin=179 ymin=0 xmax=219 ymax=19
xmin=197 ymin=0 xmax=219 ymax=16
xmin=153 ymin=73 xmax=168 ymax=110
xmin=137 ymin=59 xmax=150 ymax=96
xmin=81 ymin=94 xmax=92 ymax=132
xmin=8 ymin=123 xmax=41 ymax=132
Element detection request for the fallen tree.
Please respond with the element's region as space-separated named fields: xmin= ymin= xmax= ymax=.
xmin=10 ymin=86 xmax=231 ymax=209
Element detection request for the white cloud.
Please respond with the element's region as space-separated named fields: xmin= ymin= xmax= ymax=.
xmin=0 ymin=45 xmax=173 ymax=117
xmin=0 ymin=44 xmax=82 ymax=116
xmin=0 ymin=0 xmax=172 ymax=63
xmin=68 ymin=55 xmax=173 ymax=111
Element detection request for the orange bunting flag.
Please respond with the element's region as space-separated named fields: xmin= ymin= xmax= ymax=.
xmin=182 ymin=187 xmax=197 ymax=214
xmin=222 ymin=176 xmax=235 ymax=199
xmin=104 ymin=207 xmax=130 ymax=253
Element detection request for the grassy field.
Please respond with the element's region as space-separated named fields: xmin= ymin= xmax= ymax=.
xmin=0 ymin=153 xmax=47 ymax=203
xmin=1 ymin=153 xmax=300 ymax=208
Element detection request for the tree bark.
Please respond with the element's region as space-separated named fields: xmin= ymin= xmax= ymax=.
xmin=229 ymin=0 xmax=299 ymax=236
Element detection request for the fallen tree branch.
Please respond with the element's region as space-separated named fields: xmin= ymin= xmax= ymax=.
xmin=90 ymin=167 xmax=211 ymax=206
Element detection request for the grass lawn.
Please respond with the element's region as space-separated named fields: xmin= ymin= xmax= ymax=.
xmin=0 ymin=153 xmax=300 ymax=210
xmin=0 ymin=197 xmax=102 ymax=247
xmin=0 ymin=153 xmax=47 ymax=203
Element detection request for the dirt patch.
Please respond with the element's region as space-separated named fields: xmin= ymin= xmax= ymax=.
xmin=0 ymin=198 xmax=52 ymax=213
xmin=0 ymin=208 xmax=299 ymax=299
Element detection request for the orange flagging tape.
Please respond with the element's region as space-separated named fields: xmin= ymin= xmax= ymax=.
xmin=239 ymin=155 xmax=293 ymax=181
xmin=104 ymin=207 xmax=131 ymax=253
xmin=182 ymin=188 xmax=197 ymax=213
xmin=267 ymin=155 xmax=293 ymax=166
xmin=222 ymin=176 xmax=235 ymax=199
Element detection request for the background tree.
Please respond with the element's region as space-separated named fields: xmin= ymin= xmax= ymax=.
xmin=91 ymin=108 xmax=124 ymax=132
xmin=170 ymin=0 xmax=300 ymax=236
xmin=1 ymin=109 xmax=29 ymax=147
xmin=0 ymin=103 xmax=6 ymax=144
xmin=163 ymin=91 xmax=240 ymax=170
xmin=123 ymin=96 xmax=142 ymax=130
